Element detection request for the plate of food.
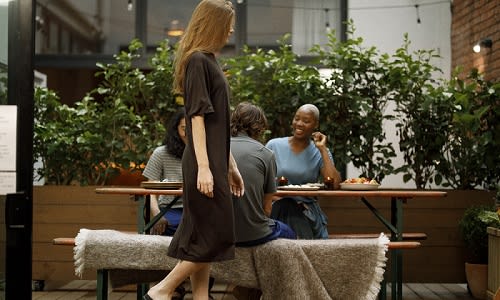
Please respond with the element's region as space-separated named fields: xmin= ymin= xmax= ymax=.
xmin=340 ymin=177 xmax=380 ymax=190
xmin=277 ymin=184 xmax=321 ymax=191
xmin=140 ymin=181 xmax=183 ymax=190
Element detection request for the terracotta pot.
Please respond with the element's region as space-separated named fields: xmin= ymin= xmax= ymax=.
xmin=465 ymin=262 xmax=488 ymax=299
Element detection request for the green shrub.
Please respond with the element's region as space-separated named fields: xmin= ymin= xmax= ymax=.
xmin=459 ymin=205 xmax=500 ymax=263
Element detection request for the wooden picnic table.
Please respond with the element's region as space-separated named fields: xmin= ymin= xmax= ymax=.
xmin=95 ymin=186 xmax=446 ymax=300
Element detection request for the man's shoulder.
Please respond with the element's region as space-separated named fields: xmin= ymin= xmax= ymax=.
xmin=232 ymin=136 xmax=273 ymax=154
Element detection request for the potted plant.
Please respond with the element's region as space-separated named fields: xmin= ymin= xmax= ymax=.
xmin=459 ymin=205 xmax=500 ymax=299
xmin=487 ymin=186 xmax=500 ymax=298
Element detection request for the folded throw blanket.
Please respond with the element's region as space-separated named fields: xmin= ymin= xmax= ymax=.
xmin=74 ymin=229 xmax=388 ymax=300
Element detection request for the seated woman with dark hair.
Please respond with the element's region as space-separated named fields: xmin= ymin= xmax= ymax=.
xmin=143 ymin=108 xmax=186 ymax=236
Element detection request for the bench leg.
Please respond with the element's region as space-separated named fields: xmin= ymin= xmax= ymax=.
xmin=379 ymin=276 xmax=387 ymax=300
xmin=97 ymin=269 xmax=109 ymax=300
xmin=138 ymin=283 xmax=149 ymax=300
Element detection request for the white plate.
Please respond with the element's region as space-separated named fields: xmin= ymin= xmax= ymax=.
xmin=277 ymin=185 xmax=321 ymax=191
xmin=340 ymin=183 xmax=380 ymax=190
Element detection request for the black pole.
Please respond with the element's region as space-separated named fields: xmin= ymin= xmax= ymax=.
xmin=340 ymin=0 xmax=348 ymax=42
xmin=135 ymin=0 xmax=147 ymax=53
xmin=6 ymin=0 xmax=35 ymax=298
xmin=234 ymin=0 xmax=247 ymax=55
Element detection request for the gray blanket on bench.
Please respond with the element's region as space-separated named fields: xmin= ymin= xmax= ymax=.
xmin=74 ymin=229 xmax=388 ymax=300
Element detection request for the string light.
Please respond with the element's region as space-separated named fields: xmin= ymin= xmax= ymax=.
xmin=415 ymin=4 xmax=421 ymax=24
xmin=127 ymin=0 xmax=133 ymax=12
xmin=324 ymin=8 xmax=330 ymax=33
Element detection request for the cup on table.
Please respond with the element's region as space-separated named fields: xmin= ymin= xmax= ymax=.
xmin=324 ymin=177 xmax=334 ymax=190
xmin=278 ymin=176 xmax=288 ymax=186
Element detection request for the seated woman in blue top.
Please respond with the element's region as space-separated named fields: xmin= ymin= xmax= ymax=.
xmin=265 ymin=104 xmax=342 ymax=239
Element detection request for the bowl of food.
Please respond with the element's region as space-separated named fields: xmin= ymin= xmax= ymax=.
xmin=340 ymin=177 xmax=380 ymax=190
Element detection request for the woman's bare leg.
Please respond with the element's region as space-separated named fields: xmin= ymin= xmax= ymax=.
xmin=190 ymin=264 xmax=211 ymax=300
xmin=146 ymin=260 xmax=209 ymax=300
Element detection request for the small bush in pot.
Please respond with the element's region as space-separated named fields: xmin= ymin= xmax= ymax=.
xmin=459 ymin=205 xmax=500 ymax=264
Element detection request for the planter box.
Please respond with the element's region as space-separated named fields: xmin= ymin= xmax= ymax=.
xmin=33 ymin=188 xmax=495 ymax=289
xmin=488 ymin=227 xmax=500 ymax=299
xmin=32 ymin=185 xmax=138 ymax=290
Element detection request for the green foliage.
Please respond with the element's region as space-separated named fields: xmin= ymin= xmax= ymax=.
xmin=437 ymin=69 xmax=500 ymax=190
xmin=33 ymin=39 xmax=178 ymax=185
xmin=32 ymin=31 xmax=499 ymax=189
xmin=310 ymin=27 xmax=396 ymax=181
xmin=389 ymin=34 xmax=454 ymax=189
xmin=93 ymin=38 xmax=177 ymax=146
xmin=459 ymin=205 xmax=500 ymax=263
xmin=225 ymin=35 xmax=324 ymax=139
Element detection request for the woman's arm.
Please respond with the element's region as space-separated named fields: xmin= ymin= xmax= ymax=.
xmin=263 ymin=193 xmax=274 ymax=217
xmin=228 ymin=152 xmax=244 ymax=197
xmin=191 ymin=115 xmax=214 ymax=198
xmin=313 ymin=132 xmax=342 ymax=189
xmin=150 ymin=195 xmax=168 ymax=235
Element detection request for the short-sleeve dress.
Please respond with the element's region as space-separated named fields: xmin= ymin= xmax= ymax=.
xmin=167 ymin=51 xmax=235 ymax=262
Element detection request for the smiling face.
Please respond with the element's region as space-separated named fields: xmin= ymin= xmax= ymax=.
xmin=292 ymin=108 xmax=318 ymax=139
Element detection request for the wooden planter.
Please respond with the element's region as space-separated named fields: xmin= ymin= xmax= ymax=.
xmin=488 ymin=227 xmax=500 ymax=299
xmin=33 ymin=188 xmax=495 ymax=289
xmin=32 ymin=185 xmax=138 ymax=290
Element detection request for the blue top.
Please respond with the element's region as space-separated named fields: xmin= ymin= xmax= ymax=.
xmin=265 ymin=137 xmax=334 ymax=184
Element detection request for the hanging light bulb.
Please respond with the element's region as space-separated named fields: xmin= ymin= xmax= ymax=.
xmin=324 ymin=8 xmax=331 ymax=33
xmin=415 ymin=5 xmax=421 ymax=24
xmin=127 ymin=0 xmax=133 ymax=11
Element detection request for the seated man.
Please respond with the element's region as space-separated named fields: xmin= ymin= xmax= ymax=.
xmin=230 ymin=102 xmax=296 ymax=300
xmin=230 ymin=102 xmax=296 ymax=246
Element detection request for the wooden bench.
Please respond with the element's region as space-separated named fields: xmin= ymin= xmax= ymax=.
xmin=53 ymin=237 xmax=420 ymax=300
xmin=53 ymin=237 xmax=421 ymax=249
xmin=329 ymin=232 xmax=427 ymax=241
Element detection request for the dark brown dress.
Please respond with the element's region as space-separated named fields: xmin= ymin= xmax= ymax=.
xmin=167 ymin=51 xmax=235 ymax=262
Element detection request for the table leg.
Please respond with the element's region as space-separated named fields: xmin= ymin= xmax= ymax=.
xmin=134 ymin=195 xmax=150 ymax=297
xmin=391 ymin=197 xmax=404 ymax=300
xmin=135 ymin=195 xmax=149 ymax=234
xmin=97 ymin=269 xmax=108 ymax=300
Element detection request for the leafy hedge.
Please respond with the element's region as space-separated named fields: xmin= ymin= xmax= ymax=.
xmin=34 ymin=31 xmax=500 ymax=189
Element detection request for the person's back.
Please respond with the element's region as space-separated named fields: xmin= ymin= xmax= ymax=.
xmin=231 ymin=135 xmax=276 ymax=243
xmin=230 ymin=102 xmax=296 ymax=247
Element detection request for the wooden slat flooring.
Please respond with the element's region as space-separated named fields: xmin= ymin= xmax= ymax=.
xmin=32 ymin=281 xmax=476 ymax=300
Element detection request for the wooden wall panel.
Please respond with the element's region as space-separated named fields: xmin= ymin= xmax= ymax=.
xmin=33 ymin=187 xmax=495 ymax=288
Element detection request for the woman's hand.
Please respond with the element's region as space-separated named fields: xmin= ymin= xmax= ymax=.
xmin=197 ymin=166 xmax=214 ymax=198
xmin=228 ymin=167 xmax=244 ymax=197
xmin=312 ymin=131 xmax=327 ymax=149
xmin=151 ymin=217 xmax=168 ymax=235
xmin=228 ymin=152 xmax=244 ymax=197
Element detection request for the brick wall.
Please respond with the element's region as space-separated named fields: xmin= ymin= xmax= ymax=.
xmin=451 ymin=0 xmax=499 ymax=81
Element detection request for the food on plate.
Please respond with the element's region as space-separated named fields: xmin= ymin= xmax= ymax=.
xmin=282 ymin=184 xmax=316 ymax=188
xmin=342 ymin=177 xmax=379 ymax=185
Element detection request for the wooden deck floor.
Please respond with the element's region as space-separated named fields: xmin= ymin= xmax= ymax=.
xmin=31 ymin=280 xmax=476 ymax=300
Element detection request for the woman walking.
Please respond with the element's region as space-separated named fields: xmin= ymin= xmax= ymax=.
xmin=144 ymin=1 xmax=244 ymax=299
